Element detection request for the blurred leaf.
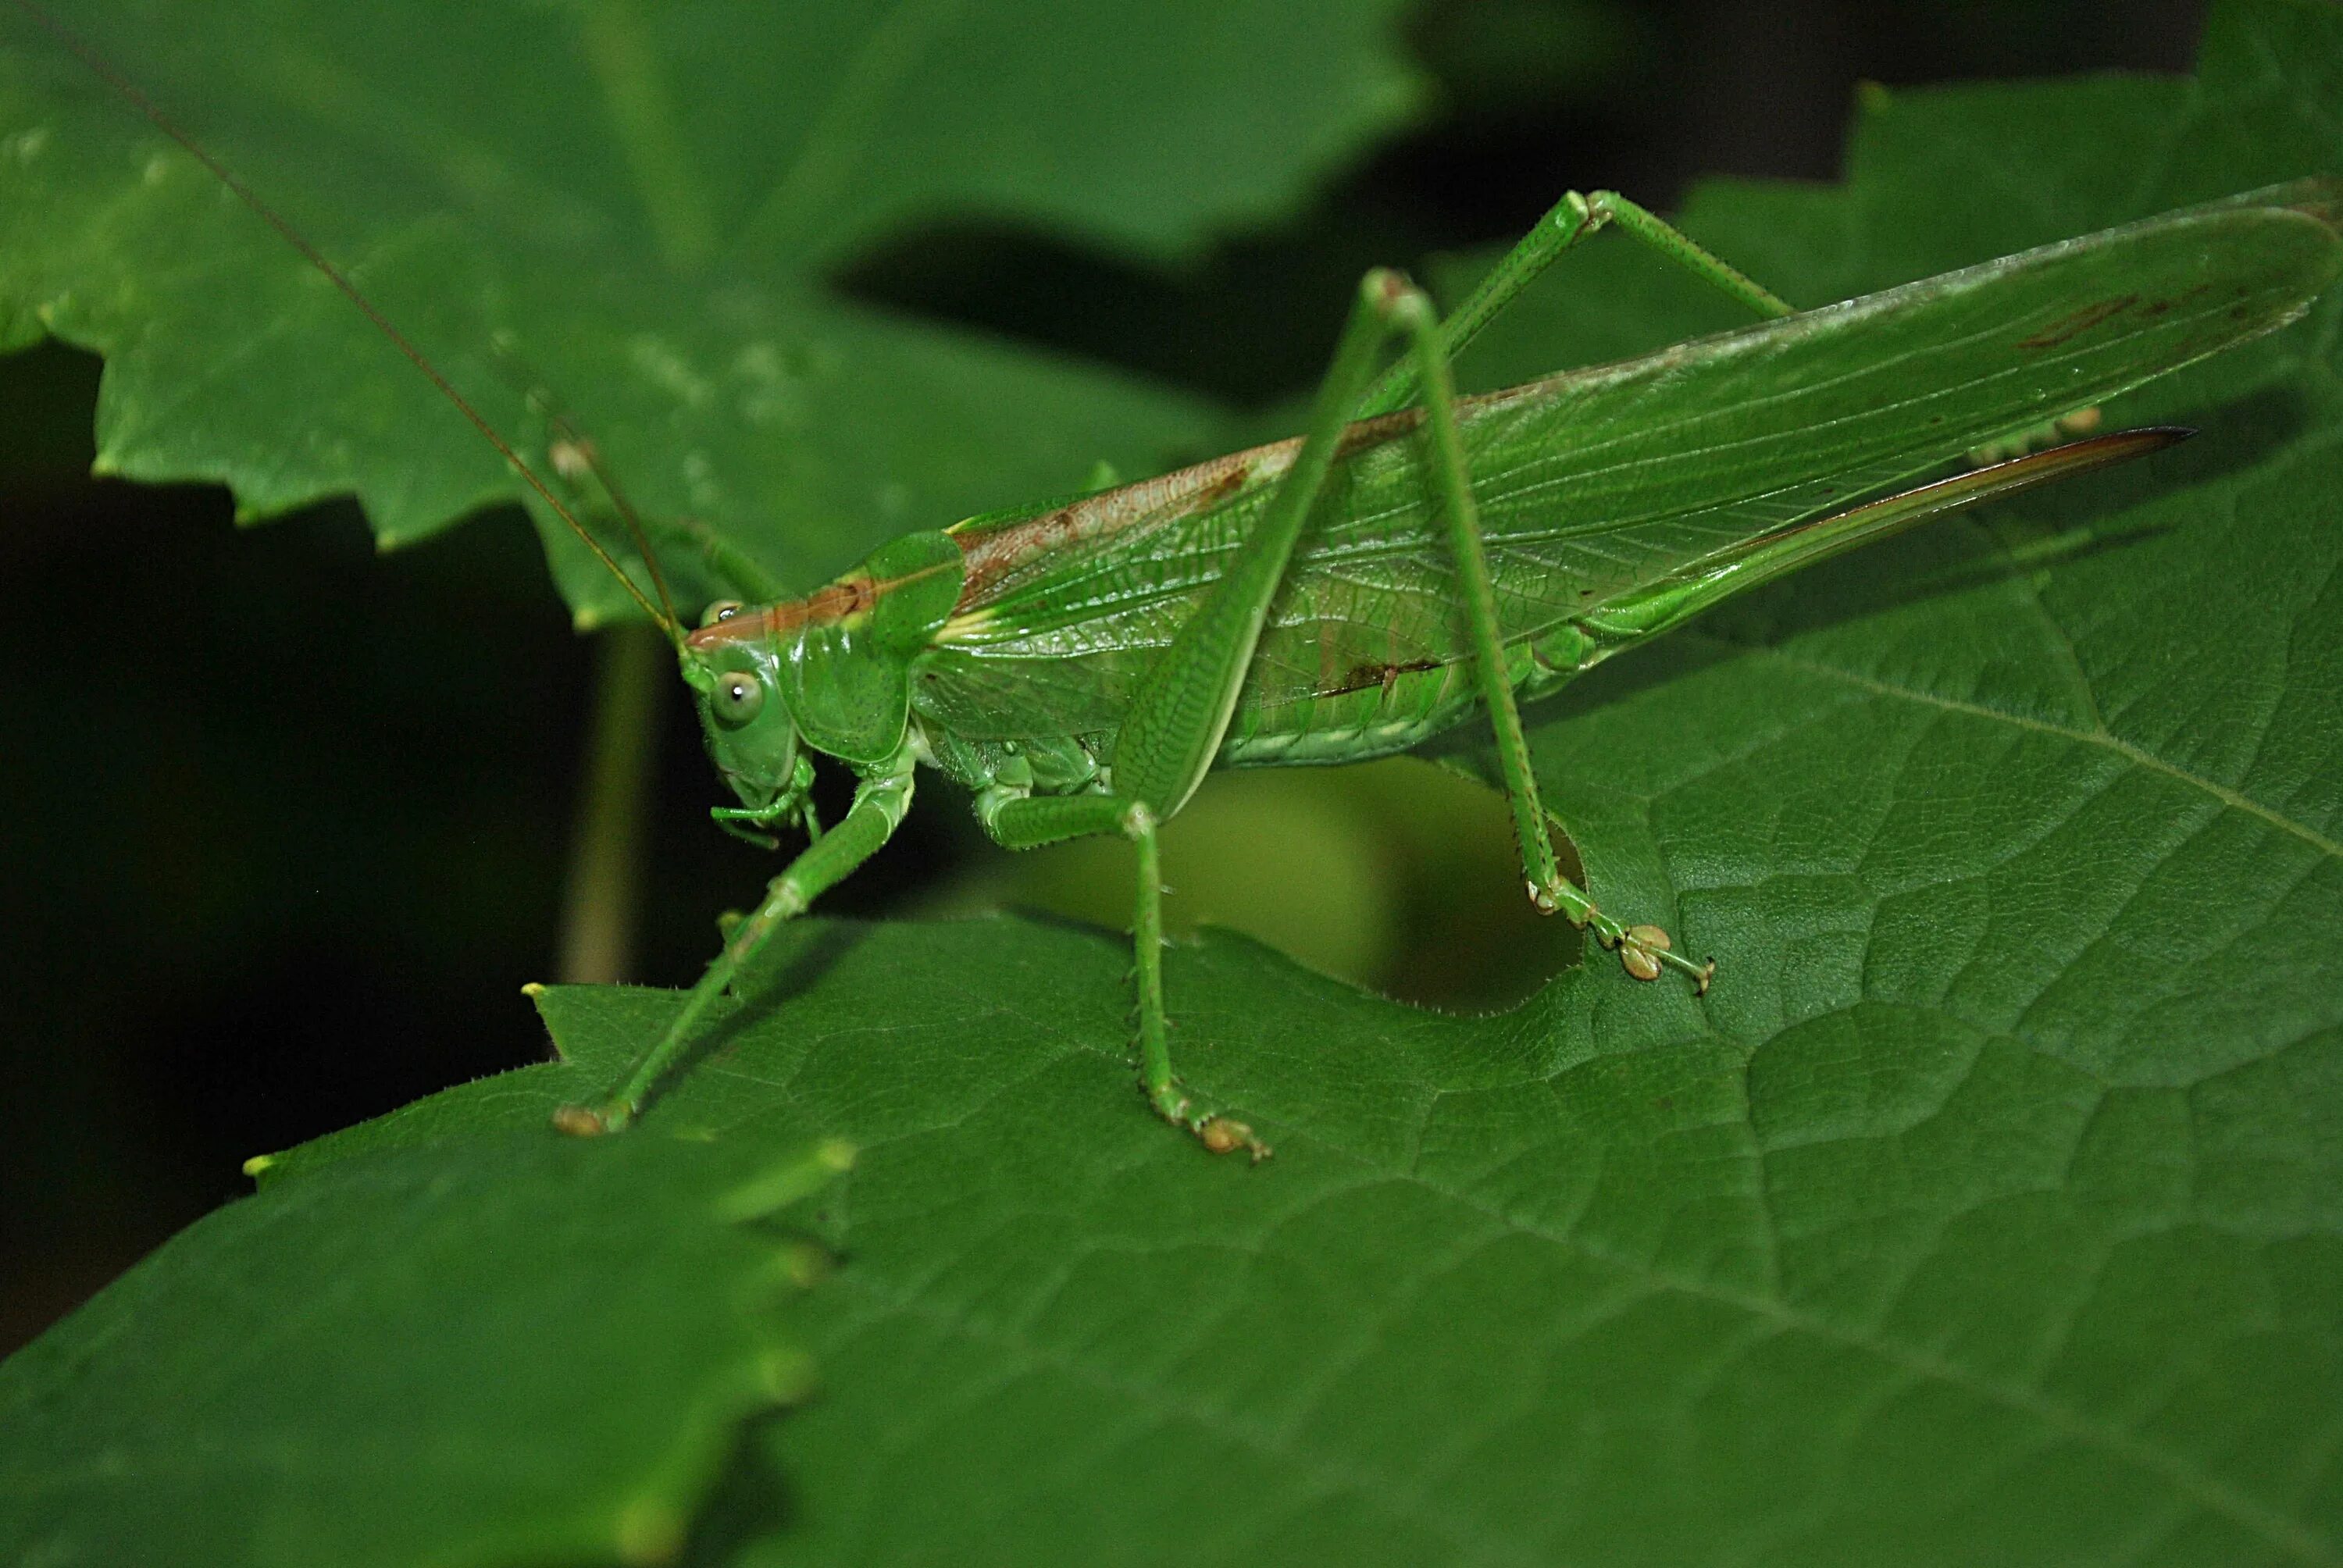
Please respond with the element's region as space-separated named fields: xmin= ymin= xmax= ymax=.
xmin=0 ymin=1130 xmax=851 ymax=1568
xmin=1409 ymin=0 xmax=1648 ymax=114
xmin=11 ymin=1 xmax=2343 ymax=1564
xmin=940 ymin=757 xmax=1576 ymax=1009
xmin=0 ymin=0 xmax=1425 ymax=620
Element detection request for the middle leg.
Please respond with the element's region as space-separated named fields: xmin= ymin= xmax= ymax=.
xmin=979 ymin=790 xmax=1267 ymax=1159
xmin=971 ymin=269 xmax=1445 ymax=1156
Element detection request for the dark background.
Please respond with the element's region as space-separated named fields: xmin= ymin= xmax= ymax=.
xmin=1 ymin=0 xmax=2205 ymax=1353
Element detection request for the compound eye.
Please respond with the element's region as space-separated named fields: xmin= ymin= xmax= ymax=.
xmin=700 ymin=599 xmax=745 ymax=628
xmin=710 ymin=669 xmax=766 ymax=726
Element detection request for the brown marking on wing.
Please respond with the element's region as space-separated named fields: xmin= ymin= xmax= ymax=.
xmin=949 ymin=408 xmax=1427 ymax=611
xmin=1190 ymin=462 xmax=1254 ymax=512
xmin=951 ymin=448 xmax=1265 ymax=608
xmin=1333 ymin=406 xmax=1423 ymax=459
xmin=1323 ymin=657 xmax=1443 ymax=697
xmin=2138 ymin=281 xmax=2213 ymax=318
xmin=687 ymin=563 xmax=958 ymax=651
xmin=2018 ymin=294 xmax=2141 ymax=349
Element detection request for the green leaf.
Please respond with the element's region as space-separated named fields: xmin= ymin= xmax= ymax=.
xmin=0 ymin=1129 xmax=852 ymax=1567
xmin=16 ymin=2 xmax=2343 ymax=1564
xmin=253 ymin=890 xmax=2343 ymax=1565
xmin=0 ymin=0 xmax=1424 ymax=621
xmin=249 ymin=5 xmax=2342 ymax=1560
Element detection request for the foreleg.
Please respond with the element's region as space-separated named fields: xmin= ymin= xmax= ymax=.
xmin=555 ymin=752 xmax=916 ymax=1134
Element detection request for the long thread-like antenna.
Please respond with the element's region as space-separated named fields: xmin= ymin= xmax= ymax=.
xmin=12 ymin=0 xmax=684 ymax=645
xmin=488 ymin=333 xmax=683 ymax=635
xmin=555 ymin=426 xmax=681 ymax=633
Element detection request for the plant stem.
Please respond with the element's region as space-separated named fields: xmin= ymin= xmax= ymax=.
xmin=557 ymin=622 xmax=669 ymax=985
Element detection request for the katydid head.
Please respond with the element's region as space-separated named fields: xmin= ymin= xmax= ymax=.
xmin=685 ymin=600 xmax=808 ymax=829
xmin=683 ymin=532 xmax=965 ymax=844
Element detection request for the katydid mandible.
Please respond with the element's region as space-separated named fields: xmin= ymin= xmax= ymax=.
xmin=33 ymin=6 xmax=2343 ymax=1158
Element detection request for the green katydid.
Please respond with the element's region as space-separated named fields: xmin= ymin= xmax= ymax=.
xmin=548 ymin=180 xmax=2341 ymax=1159
xmin=30 ymin=5 xmax=2343 ymax=1160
